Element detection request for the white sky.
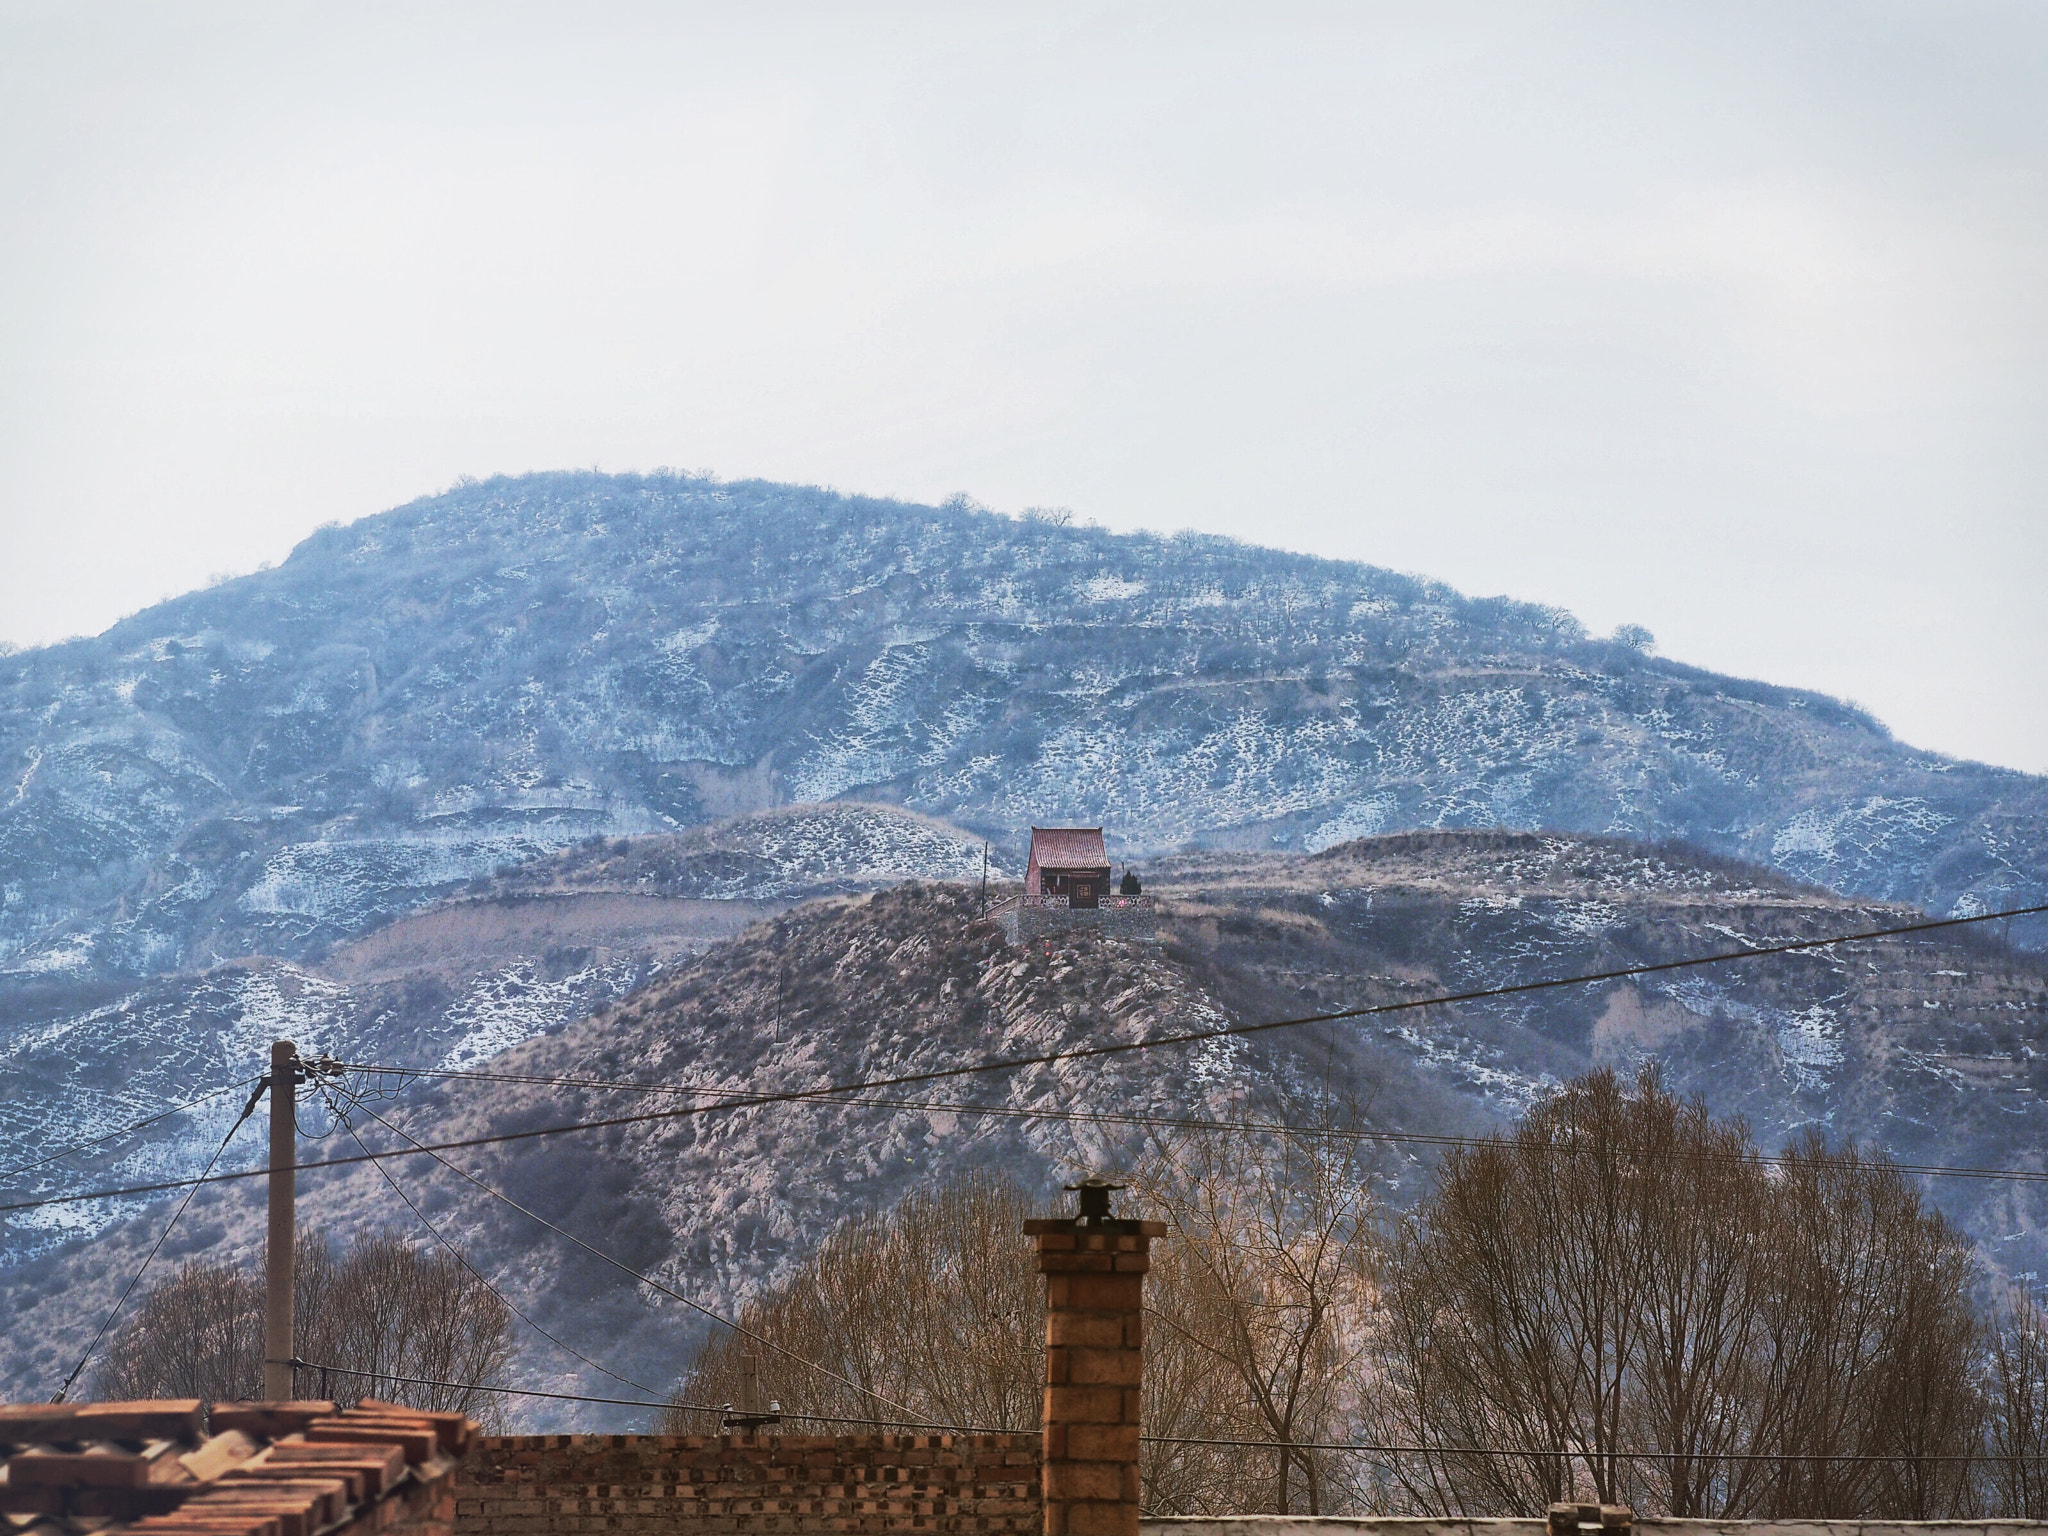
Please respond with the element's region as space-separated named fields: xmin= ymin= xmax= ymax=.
xmin=2 ymin=2 xmax=2044 ymax=770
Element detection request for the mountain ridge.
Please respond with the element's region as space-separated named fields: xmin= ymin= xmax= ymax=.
xmin=2 ymin=469 xmax=2042 ymax=1009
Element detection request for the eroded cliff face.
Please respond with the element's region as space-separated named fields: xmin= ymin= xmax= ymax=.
xmin=2 ymin=471 xmax=2042 ymax=1014
xmin=7 ymin=836 xmax=2044 ymax=1427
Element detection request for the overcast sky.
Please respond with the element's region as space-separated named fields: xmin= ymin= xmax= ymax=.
xmin=2 ymin=3 xmax=2044 ymax=770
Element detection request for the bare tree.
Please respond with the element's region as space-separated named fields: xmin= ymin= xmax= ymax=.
xmin=1131 ymin=1113 xmax=1380 ymax=1516
xmin=96 ymin=1261 xmax=264 ymax=1403
xmin=1740 ymin=1135 xmax=1980 ymax=1519
xmin=1377 ymin=1068 xmax=1669 ymax=1515
xmin=95 ymin=1230 xmax=513 ymax=1424
xmin=1987 ymin=1288 xmax=2048 ymax=1516
xmin=1374 ymin=1067 xmax=1983 ymax=1519
xmin=664 ymin=1167 xmax=1043 ymax=1435
xmin=295 ymin=1233 xmax=515 ymax=1423
xmin=669 ymin=1129 xmax=1381 ymax=1519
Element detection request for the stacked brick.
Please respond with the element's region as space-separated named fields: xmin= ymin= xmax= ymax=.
xmin=1023 ymin=1214 xmax=1165 ymax=1536
xmin=455 ymin=1433 xmax=1041 ymax=1536
xmin=0 ymin=1399 xmax=474 ymax=1536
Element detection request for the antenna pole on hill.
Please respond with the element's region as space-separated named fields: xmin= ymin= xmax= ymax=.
xmin=981 ymin=841 xmax=989 ymax=910
xmin=264 ymin=1039 xmax=298 ymax=1400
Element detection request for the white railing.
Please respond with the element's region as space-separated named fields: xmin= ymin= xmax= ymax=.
xmin=1027 ymin=893 xmax=1155 ymax=911
xmin=986 ymin=893 xmax=1157 ymax=918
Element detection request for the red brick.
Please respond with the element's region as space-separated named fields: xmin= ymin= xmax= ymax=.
xmin=1044 ymin=1314 xmax=1123 ymax=1348
xmin=1038 ymin=1252 xmax=1115 ymax=1274
xmin=1041 ymin=1466 xmax=1124 ymax=1503
xmin=1055 ymin=1426 xmax=1136 ymax=1464
xmin=1043 ymin=1386 xmax=1125 ymax=1424
xmin=1058 ymin=1501 xmax=1137 ymax=1536
xmin=1055 ymin=1274 xmax=1140 ymax=1310
xmin=1061 ymin=1348 xmax=1140 ymax=1387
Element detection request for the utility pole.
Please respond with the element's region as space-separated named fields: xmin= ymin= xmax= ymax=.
xmin=722 ymin=1348 xmax=781 ymax=1432
xmin=981 ymin=840 xmax=989 ymax=911
xmin=264 ymin=1039 xmax=298 ymax=1401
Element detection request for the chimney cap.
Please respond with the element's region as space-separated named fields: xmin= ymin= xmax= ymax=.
xmin=1063 ymin=1177 xmax=1126 ymax=1222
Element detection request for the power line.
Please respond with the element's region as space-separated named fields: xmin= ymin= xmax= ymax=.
xmin=513 ymin=1088 xmax=2043 ymax=1190
xmin=342 ymin=1063 xmax=733 ymax=1097
xmin=49 ymin=1078 xmax=266 ymax=1402
xmin=314 ymin=1082 xmax=671 ymax=1405
xmin=298 ymin=1360 xmax=1020 ymax=1433
xmin=337 ymin=1063 xmax=1465 ymax=1150
xmin=7 ymin=897 xmax=2048 ymax=1221
xmin=275 ymin=1356 xmax=2048 ymax=1465
xmin=335 ymin=895 xmax=2048 ymax=1105
xmin=298 ymin=1360 xmax=673 ymax=1415
xmin=340 ymin=1098 xmax=935 ymax=1427
xmin=287 ymin=1057 xmax=2048 ymax=1186
xmin=1139 ymin=1436 xmax=2006 ymax=1464
xmin=0 ymin=1077 xmax=261 ymax=1184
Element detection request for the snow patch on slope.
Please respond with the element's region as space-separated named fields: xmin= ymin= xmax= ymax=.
xmin=1305 ymin=795 xmax=1398 ymax=853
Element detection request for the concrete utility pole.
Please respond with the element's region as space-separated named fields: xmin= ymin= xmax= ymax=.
xmin=264 ymin=1038 xmax=298 ymax=1401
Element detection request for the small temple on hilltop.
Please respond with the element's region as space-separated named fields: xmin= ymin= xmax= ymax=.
xmin=994 ymin=825 xmax=1154 ymax=944
xmin=1025 ymin=826 xmax=1112 ymax=908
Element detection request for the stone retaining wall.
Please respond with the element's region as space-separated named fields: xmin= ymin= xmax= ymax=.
xmin=998 ymin=901 xmax=1158 ymax=946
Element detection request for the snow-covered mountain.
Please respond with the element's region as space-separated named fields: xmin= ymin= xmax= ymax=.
xmin=3 ymin=470 xmax=2044 ymax=1016
xmin=6 ymin=469 xmax=2048 ymax=1412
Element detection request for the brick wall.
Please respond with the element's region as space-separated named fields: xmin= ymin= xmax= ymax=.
xmin=364 ymin=1458 xmax=463 ymax=1536
xmin=456 ymin=1433 xmax=1042 ymax=1536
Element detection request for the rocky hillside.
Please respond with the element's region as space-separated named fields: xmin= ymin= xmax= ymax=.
xmin=0 ymin=803 xmax=991 ymax=1265
xmin=2 ymin=471 xmax=2044 ymax=1019
xmin=8 ymin=830 xmax=2045 ymax=1425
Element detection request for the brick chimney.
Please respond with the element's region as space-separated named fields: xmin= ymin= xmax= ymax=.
xmin=1024 ymin=1178 xmax=1165 ymax=1536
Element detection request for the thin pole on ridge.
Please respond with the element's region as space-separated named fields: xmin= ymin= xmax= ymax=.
xmin=263 ymin=1039 xmax=298 ymax=1400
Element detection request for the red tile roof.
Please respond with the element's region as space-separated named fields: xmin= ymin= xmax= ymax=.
xmin=0 ymin=1400 xmax=474 ymax=1536
xmin=1028 ymin=828 xmax=1107 ymax=869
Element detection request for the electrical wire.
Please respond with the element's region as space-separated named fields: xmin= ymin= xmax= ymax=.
xmin=427 ymin=1086 xmax=2048 ymax=1189
xmin=304 ymin=1076 xmax=1815 ymax=1177
xmin=333 ymin=894 xmax=2048 ymax=1104
xmin=262 ymin=1357 xmax=2048 ymax=1464
xmin=7 ymin=897 xmax=2048 ymax=1220
xmin=314 ymin=1082 xmax=671 ymax=1405
xmin=417 ymin=1077 xmax=1451 ymax=1146
xmin=0 ymin=1076 xmax=262 ymax=1184
xmin=295 ymin=1361 xmax=1021 ymax=1432
xmin=297 ymin=1360 xmax=673 ymax=1414
xmin=1137 ymin=1436 xmax=2006 ymax=1464
xmin=340 ymin=1099 xmax=937 ymax=1428
xmin=48 ymin=1077 xmax=267 ymax=1402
